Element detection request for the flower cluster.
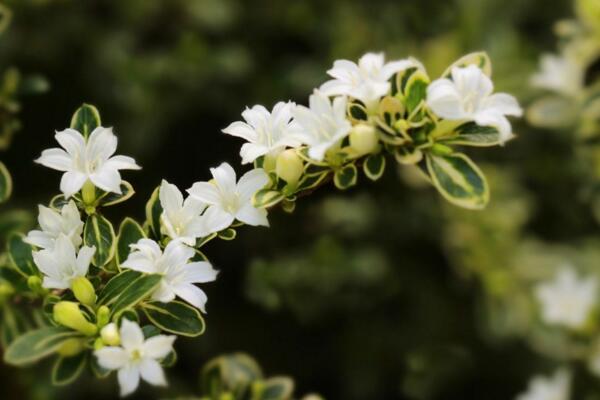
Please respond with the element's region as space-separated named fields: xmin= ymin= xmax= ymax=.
xmin=0 ymin=50 xmax=522 ymax=397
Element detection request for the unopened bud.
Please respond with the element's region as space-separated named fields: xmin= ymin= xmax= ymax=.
xmin=276 ymin=149 xmax=303 ymax=185
xmin=96 ymin=305 xmax=110 ymax=328
xmin=430 ymin=143 xmax=453 ymax=156
xmin=27 ymin=276 xmax=44 ymax=294
xmin=349 ymin=124 xmax=379 ymax=156
xmin=100 ymin=322 xmax=121 ymax=346
xmin=57 ymin=338 xmax=85 ymax=357
xmin=81 ymin=180 xmax=96 ymax=206
xmin=53 ymin=301 xmax=98 ymax=336
xmin=71 ymin=276 xmax=96 ymax=307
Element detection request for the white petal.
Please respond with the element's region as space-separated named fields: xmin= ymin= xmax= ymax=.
xmin=42 ymin=276 xmax=69 ymax=290
xmin=151 ymin=280 xmax=176 ymax=303
xmin=60 ymin=171 xmax=87 ymax=198
xmin=35 ymin=148 xmax=72 ymax=171
xmin=119 ymin=319 xmax=145 ymax=352
xmin=381 ymin=59 xmax=416 ymax=79
xmin=117 ymin=365 xmax=141 ymax=397
xmin=162 ymin=240 xmax=195 ymax=268
xmin=187 ymin=182 xmax=221 ymax=205
xmin=426 ymin=78 xmax=465 ymax=120
xmin=237 ymin=168 xmax=269 ymax=202
xmin=222 ymin=121 xmax=257 ymax=142
xmin=307 ymin=142 xmax=331 ymax=161
xmin=200 ymin=206 xmax=234 ymax=235
xmin=159 ymin=180 xmax=184 ymax=213
xmin=210 ymin=163 xmax=237 ymax=195
xmin=139 ymin=358 xmax=167 ymax=387
xmin=75 ymin=246 xmax=95 ymax=276
xmin=104 ymin=155 xmax=141 ymax=171
xmin=90 ymin=166 xmax=122 ymax=194
xmin=24 ymin=230 xmax=54 ymax=249
xmin=240 ymin=143 xmax=269 ymax=164
xmin=182 ymin=261 xmax=219 ymax=283
xmin=54 ymin=234 xmax=77 ymax=266
xmin=94 ymin=347 xmax=129 ymax=370
xmin=87 ymin=127 xmax=117 ymax=162
xmin=55 ymin=129 xmax=86 ymax=157
xmin=143 ymin=335 xmax=176 ymax=359
xmin=33 ymin=249 xmax=61 ymax=279
xmin=173 ymin=283 xmax=208 ymax=312
xmin=483 ymin=93 xmax=523 ymax=116
xmin=235 ymin=203 xmax=269 ymax=227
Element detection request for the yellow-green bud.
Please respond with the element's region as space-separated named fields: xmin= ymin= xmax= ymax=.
xmin=96 ymin=305 xmax=110 ymax=328
xmin=276 ymin=149 xmax=303 ymax=185
xmin=394 ymin=119 xmax=411 ymax=133
xmin=0 ymin=281 xmax=14 ymax=297
xmin=262 ymin=152 xmax=277 ymax=173
xmin=53 ymin=301 xmax=98 ymax=336
xmin=100 ymin=322 xmax=121 ymax=346
xmin=93 ymin=337 xmax=104 ymax=350
xmin=349 ymin=124 xmax=379 ymax=156
xmin=431 ymin=143 xmax=453 ymax=156
xmin=57 ymin=338 xmax=85 ymax=357
xmin=81 ymin=180 xmax=96 ymax=206
xmin=27 ymin=276 xmax=44 ymax=294
xmin=71 ymin=276 xmax=96 ymax=307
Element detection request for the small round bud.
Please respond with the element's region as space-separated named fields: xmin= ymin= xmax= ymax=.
xmin=53 ymin=301 xmax=98 ymax=336
xmin=27 ymin=276 xmax=44 ymax=294
xmin=57 ymin=338 xmax=85 ymax=357
xmin=81 ymin=180 xmax=97 ymax=206
xmin=276 ymin=149 xmax=304 ymax=185
xmin=71 ymin=276 xmax=96 ymax=307
xmin=96 ymin=305 xmax=110 ymax=328
xmin=394 ymin=119 xmax=411 ymax=133
xmin=349 ymin=124 xmax=379 ymax=156
xmin=100 ymin=322 xmax=121 ymax=346
xmin=431 ymin=143 xmax=454 ymax=156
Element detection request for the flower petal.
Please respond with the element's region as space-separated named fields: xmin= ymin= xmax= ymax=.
xmin=173 ymin=282 xmax=208 ymax=312
xmin=105 ymin=155 xmax=141 ymax=171
xmin=87 ymin=127 xmax=117 ymax=162
xmin=200 ymin=206 xmax=234 ymax=235
xmin=235 ymin=203 xmax=269 ymax=227
xmin=60 ymin=171 xmax=87 ymax=198
xmin=143 ymin=335 xmax=176 ymax=359
xmin=94 ymin=347 xmax=129 ymax=370
xmin=55 ymin=129 xmax=86 ymax=157
xmin=75 ymin=246 xmax=95 ymax=276
xmin=159 ymin=180 xmax=184 ymax=214
xmin=222 ymin=121 xmax=257 ymax=142
xmin=119 ymin=319 xmax=145 ymax=352
xmin=90 ymin=165 xmax=122 ymax=194
xmin=139 ymin=358 xmax=167 ymax=387
xmin=187 ymin=182 xmax=221 ymax=205
xmin=210 ymin=163 xmax=237 ymax=195
xmin=35 ymin=148 xmax=72 ymax=171
xmin=237 ymin=168 xmax=269 ymax=202
xmin=182 ymin=261 xmax=219 ymax=283
xmin=117 ymin=365 xmax=141 ymax=397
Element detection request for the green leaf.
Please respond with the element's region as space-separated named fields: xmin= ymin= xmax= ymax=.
xmin=52 ymin=352 xmax=87 ymax=386
xmin=70 ymin=104 xmax=101 ymax=138
xmin=7 ymin=234 xmax=37 ymax=277
xmin=98 ymin=181 xmax=135 ymax=207
xmin=142 ymin=301 xmax=205 ymax=337
xmin=202 ymin=353 xmax=263 ymax=399
xmin=0 ymin=161 xmax=12 ymax=203
xmin=348 ymin=102 xmax=368 ymax=121
xmin=145 ymin=186 xmax=162 ymax=239
xmin=97 ymin=270 xmax=142 ymax=306
xmin=4 ymin=326 xmax=79 ymax=366
xmin=439 ymin=122 xmax=503 ymax=147
xmin=84 ymin=214 xmax=116 ymax=267
xmin=296 ymin=172 xmax=328 ymax=192
xmin=426 ymin=152 xmax=489 ymax=209
xmin=334 ymin=164 xmax=358 ymax=190
xmin=363 ymin=154 xmax=386 ymax=181
xmin=442 ymin=52 xmax=492 ymax=78
xmin=252 ymin=189 xmax=284 ymax=209
xmin=404 ymin=71 xmax=430 ymax=114
xmin=110 ymin=274 xmax=162 ymax=317
xmin=256 ymin=377 xmax=295 ymax=400
xmin=116 ymin=217 xmax=145 ymax=267
xmin=1 ymin=305 xmax=27 ymax=348
xmin=217 ymin=228 xmax=237 ymax=241
xmin=303 ymin=163 xmax=330 ymax=177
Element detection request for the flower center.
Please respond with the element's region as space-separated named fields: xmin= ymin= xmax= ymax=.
xmin=131 ymin=349 xmax=143 ymax=361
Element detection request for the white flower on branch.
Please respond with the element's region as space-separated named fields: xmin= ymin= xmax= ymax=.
xmin=122 ymin=239 xmax=218 ymax=312
xmin=291 ymin=90 xmax=352 ymax=161
xmin=534 ymin=266 xmax=598 ymax=329
xmin=531 ymin=52 xmax=583 ymax=97
xmin=187 ymin=162 xmax=269 ymax=234
xmin=159 ymin=180 xmax=207 ymax=246
xmin=94 ymin=319 xmax=175 ymax=397
xmin=222 ymin=102 xmax=301 ymax=164
xmin=35 ymin=127 xmax=140 ymax=197
xmin=24 ymin=200 xmax=83 ymax=249
xmin=516 ymin=369 xmax=570 ymax=400
xmin=426 ymin=65 xmax=522 ymax=143
xmin=32 ymin=233 xmax=95 ymax=290
xmin=320 ymin=52 xmax=416 ymax=109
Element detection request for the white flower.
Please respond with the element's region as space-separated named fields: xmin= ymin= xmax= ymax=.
xmin=320 ymin=52 xmax=416 ymax=109
xmin=291 ymin=90 xmax=352 ymax=161
xmin=121 ymin=239 xmax=218 ymax=312
xmin=531 ymin=53 xmax=583 ymax=97
xmin=534 ymin=266 xmax=598 ymax=329
xmin=426 ymin=65 xmax=522 ymax=142
xmin=159 ymin=180 xmax=207 ymax=246
xmin=32 ymin=234 xmax=95 ymax=290
xmin=222 ymin=102 xmax=301 ymax=164
xmin=516 ymin=369 xmax=570 ymax=400
xmin=35 ymin=127 xmax=141 ymax=197
xmin=94 ymin=319 xmax=175 ymax=397
xmin=24 ymin=200 xmax=83 ymax=249
xmin=187 ymin=163 xmax=269 ymax=234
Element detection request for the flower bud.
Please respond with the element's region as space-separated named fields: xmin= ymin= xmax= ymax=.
xmin=349 ymin=124 xmax=379 ymax=156
xmin=27 ymin=276 xmax=44 ymax=294
xmin=53 ymin=301 xmax=98 ymax=336
xmin=96 ymin=305 xmax=110 ymax=328
xmin=57 ymin=338 xmax=85 ymax=357
xmin=276 ymin=149 xmax=303 ymax=185
xmin=100 ymin=322 xmax=121 ymax=346
xmin=71 ymin=276 xmax=96 ymax=307
xmin=431 ymin=143 xmax=453 ymax=156
xmin=81 ymin=180 xmax=96 ymax=206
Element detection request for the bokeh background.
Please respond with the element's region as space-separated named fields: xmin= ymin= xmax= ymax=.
xmin=0 ymin=0 xmax=593 ymax=399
